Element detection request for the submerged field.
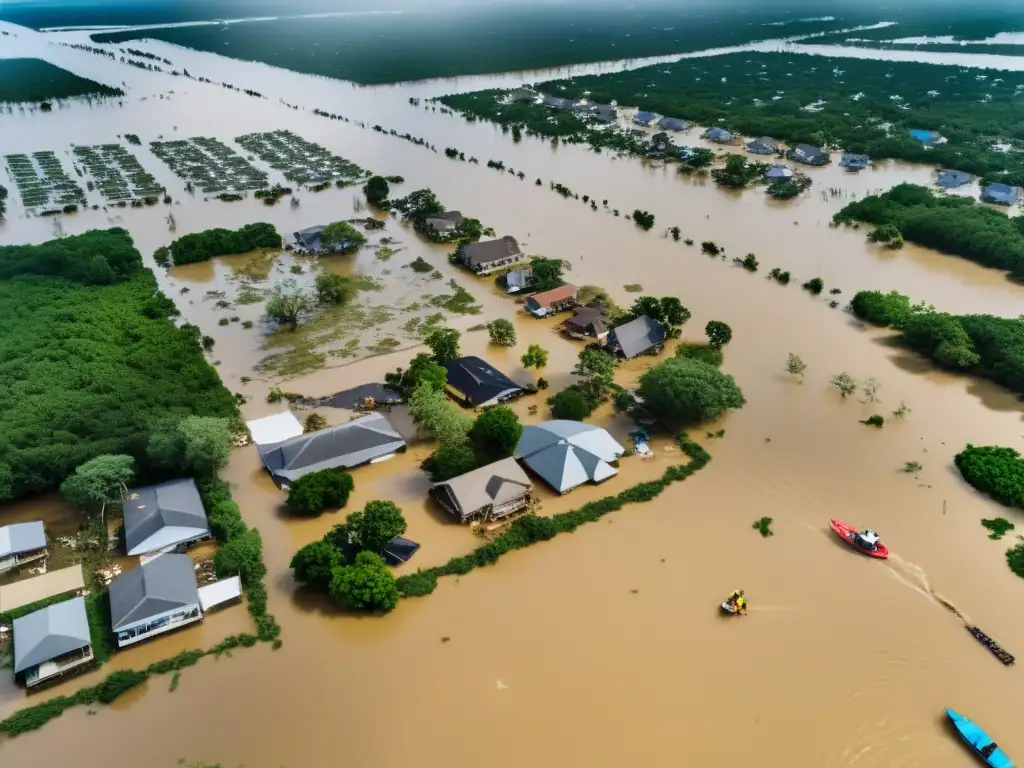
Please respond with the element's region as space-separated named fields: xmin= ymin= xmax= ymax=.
xmin=0 ymin=58 xmax=123 ymax=104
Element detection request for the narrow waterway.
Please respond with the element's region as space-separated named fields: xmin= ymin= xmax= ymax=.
xmin=0 ymin=23 xmax=1022 ymax=767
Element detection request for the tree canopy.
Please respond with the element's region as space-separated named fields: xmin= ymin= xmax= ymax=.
xmin=315 ymin=273 xmax=358 ymax=306
xmin=341 ymin=500 xmax=407 ymax=554
xmin=954 ymin=444 xmax=1024 ymax=508
xmin=548 ymin=388 xmax=594 ymax=420
xmin=148 ymin=416 xmax=233 ymax=479
xmin=285 ymin=469 xmax=355 ymax=516
xmin=637 ymin=357 xmax=746 ymax=425
xmin=487 ymin=318 xmax=517 ymax=347
xmin=328 ymin=551 xmax=398 ymax=612
xmin=319 ymin=221 xmax=367 ymax=254
xmin=530 ymin=257 xmax=567 ymax=292
xmin=423 ymin=326 xmax=461 ymax=364
xmin=705 ymin=320 xmax=733 ymax=349
xmin=362 ymin=175 xmax=390 ymax=206
xmin=468 ymin=406 xmax=522 ymax=465
xmin=264 ymin=278 xmax=314 ymax=331
xmin=385 ymin=353 xmax=447 ymax=397
xmin=161 ymin=223 xmax=281 ymax=266
xmin=409 ymin=384 xmax=473 ymax=444
xmin=290 ymin=540 xmax=342 ymax=589
xmin=60 ymin=454 xmax=135 ymax=511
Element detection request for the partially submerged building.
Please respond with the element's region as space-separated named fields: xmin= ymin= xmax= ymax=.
xmin=746 ymin=137 xmax=779 ymax=155
xmin=293 ymin=225 xmax=357 ymax=254
xmin=763 ymin=164 xmax=794 ymax=181
xmin=787 ymin=143 xmax=828 ymax=166
xmin=563 ymin=307 xmax=609 ymax=340
xmin=455 ymin=236 xmax=523 ymax=275
xmin=0 ymin=521 xmax=47 ymax=575
xmin=13 ymin=596 xmax=93 ymax=687
xmin=542 ymin=95 xmax=578 ymax=110
xmin=430 ymin=457 xmax=533 ymax=523
xmin=909 ymin=128 xmax=946 ymax=146
xmin=633 ymin=110 xmax=659 ymax=127
xmin=425 ymin=210 xmax=464 ymax=234
xmin=503 ymin=266 xmax=533 ymax=293
xmin=246 ymin=410 xmax=304 ymax=447
xmin=936 ymin=169 xmax=972 ymax=189
xmin=705 ymin=127 xmax=735 ymax=143
xmin=123 ymin=478 xmax=211 ymax=557
xmin=515 ymin=421 xmax=625 ymax=494
xmin=840 ymin=153 xmax=870 ymax=170
xmin=109 ymin=554 xmax=202 ymax=648
xmin=525 ymin=283 xmax=578 ymax=317
xmin=444 ymin=356 xmax=524 ymax=408
xmin=657 ymin=116 xmax=687 ymax=132
xmin=579 ymin=103 xmax=619 ymax=124
xmin=257 ymin=413 xmax=406 ymax=485
xmin=606 ymin=316 xmax=666 ymax=359
xmin=981 ymin=182 xmax=1019 ymax=206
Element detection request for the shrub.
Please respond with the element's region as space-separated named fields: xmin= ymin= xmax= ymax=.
xmin=981 ymin=517 xmax=1015 ymax=540
xmin=209 ymin=500 xmax=247 ymax=542
xmin=675 ymin=342 xmax=723 ymax=367
xmin=303 ymin=413 xmax=328 ymax=432
xmin=487 ymin=318 xmax=517 ymax=347
xmin=861 ymin=414 xmax=885 ymax=428
xmin=752 ymin=517 xmax=774 ymax=537
xmin=954 ymin=444 xmax=1024 ymax=507
xmin=548 ymin=387 xmax=595 ymax=420
xmin=802 ymin=277 xmax=824 ymax=295
xmin=213 ymin=528 xmax=266 ymax=586
xmin=705 ymin=320 xmax=732 ymax=349
xmin=285 ymin=469 xmax=355 ymax=516
xmin=637 ymin=357 xmax=745 ymax=425
xmin=290 ymin=540 xmax=342 ymax=588
xmin=1007 ymin=541 xmax=1024 ymax=578
xmin=329 ymin=551 xmax=399 ymax=612
xmin=468 ymin=406 xmax=522 ymax=465
xmin=422 ymin=440 xmax=479 ymax=482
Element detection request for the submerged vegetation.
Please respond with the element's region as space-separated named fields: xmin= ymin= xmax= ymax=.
xmin=157 ymin=223 xmax=282 ymax=266
xmin=954 ymin=445 xmax=1024 ymax=509
xmin=0 ymin=58 xmax=124 ymax=104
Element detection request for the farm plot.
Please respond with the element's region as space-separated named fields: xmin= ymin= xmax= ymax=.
xmin=234 ymin=129 xmax=367 ymax=186
xmin=4 ymin=151 xmax=86 ymax=210
xmin=72 ymin=144 xmax=163 ymax=202
xmin=150 ymin=136 xmax=268 ymax=194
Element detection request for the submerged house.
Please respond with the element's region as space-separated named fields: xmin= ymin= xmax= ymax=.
xmin=13 ymin=597 xmax=93 ymax=687
xmin=503 ymin=266 xmax=533 ymax=293
xmin=109 ymin=554 xmax=202 ymax=648
xmin=579 ymin=103 xmax=619 ymax=124
xmin=123 ymin=478 xmax=211 ymax=557
xmin=746 ymin=136 xmax=779 ymax=155
xmin=840 ymin=153 xmax=870 ymax=170
xmin=705 ymin=127 xmax=735 ymax=143
xmin=763 ymin=164 xmax=794 ymax=181
xmin=425 ymin=210 xmax=464 ymax=234
xmin=981 ymin=182 xmax=1019 ymax=206
xmin=515 ymin=421 xmax=625 ymax=494
xmin=257 ymin=412 xmax=406 ymax=485
xmin=525 ymin=283 xmax=578 ymax=317
xmin=294 ymin=225 xmax=326 ymax=251
xmin=563 ymin=307 xmax=609 ymax=339
xmin=936 ymin=169 xmax=972 ymax=189
xmin=455 ymin=236 xmax=522 ymax=275
xmin=909 ymin=129 xmax=946 ymax=146
xmin=245 ymin=410 xmax=304 ymax=447
xmin=657 ymin=116 xmax=687 ymax=132
xmin=430 ymin=457 xmax=533 ymax=523
xmin=606 ymin=316 xmax=666 ymax=359
xmin=443 ymin=356 xmax=524 ymax=408
xmin=542 ymin=95 xmax=578 ymax=110
xmin=787 ymin=143 xmax=828 ymax=166
xmin=633 ymin=110 xmax=659 ymax=127
xmin=508 ymin=87 xmax=539 ymax=103
xmin=0 ymin=522 xmax=47 ymax=575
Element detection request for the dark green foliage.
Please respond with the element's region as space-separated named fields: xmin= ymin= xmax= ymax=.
xmin=768 ymin=268 xmax=791 ymax=285
xmin=167 ymin=222 xmax=281 ymax=266
xmin=423 ymin=326 xmax=461 ymax=364
xmin=530 ymin=256 xmax=566 ymax=292
xmin=1007 ymin=542 xmax=1024 ymax=578
xmin=396 ymin=434 xmax=711 ymax=599
xmin=802 ymin=277 xmax=825 ymax=295
xmin=422 ymin=441 xmax=479 ymax=482
xmin=868 ymin=223 xmax=904 ymax=249
xmin=633 ymin=209 xmax=655 ymax=230
xmin=617 ymin=296 xmax=691 ymax=331
xmin=487 ymin=318 xmax=517 ymax=347
xmin=329 ymin=551 xmax=399 ymax=612
xmin=739 ymin=253 xmax=759 ymax=272
xmin=342 ymin=500 xmax=407 ymax=554
xmin=390 ymin=188 xmax=445 ymax=231
xmin=0 ymin=184 xmax=7 ymax=218
xmin=319 ymin=221 xmax=367 ymax=254
xmin=701 ymin=241 xmax=721 ymax=255
xmin=711 ymin=154 xmax=770 ymax=188
xmin=0 ymin=58 xmax=124 ymax=104
xmin=285 ymin=469 xmax=355 ymax=516
xmin=861 ymin=414 xmax=885 ymax=428
xmin=850 ymin=290 xmax=919 ymax=329
xmin=637 ymin=357 xmax=745 ymax=426
xmin=468 ymin=406 xmax=522 ymax=465
xmin=955 ymin=444 xmax=1024 ymax=508
xmin=674 ymin=342 xmax=724 ymax=368
xmin=835 ymin=184 xmax=1024 ymax=278
xmin=315 ymin=273 xmax=358 ymax=305
xmin=0 ymin=230 xmax=236 ymax=501
xmin=705 ymin=320 xmax=733 ymax=349
xmin=385 ymin=353 xmax=447 ymax=398
xmin=214 ymin=528 xmax=267 ymax=586
xmin=981 ymin=517 xmax=1015 ymax=540
xmin=290 ymin=540 xmax=342 ymax=589
xmin=362 ymin=175 xmax=390 ymax=206
xmin=409 ymin=256 xmax=434 ymax=273
xmin=208 ymin=500 xmax=247 ymax=542
xmin=752 ymin=517 xmax=774 ymax=537
xmin=548 ymin=387 xmax=596 ymax=420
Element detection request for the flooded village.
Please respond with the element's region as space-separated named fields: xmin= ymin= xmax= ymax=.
xmin=2 ymin=14 xmax=1024 ymax=768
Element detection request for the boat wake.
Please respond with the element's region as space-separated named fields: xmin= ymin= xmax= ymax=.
xmin=884 ymin=553 xmax=972 ymax=626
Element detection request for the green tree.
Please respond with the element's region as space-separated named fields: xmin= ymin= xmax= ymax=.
xmin=632 ymin=209 xmax=656 ymax=230
xmin=468 ymin=406 xmax=522 ymax=465
xmin=0 ymin=184 xmax=7 ymax=219
xmin=659 ymin=297 xmax=692 ymax=328
xmin=208 ymin=500 xmax=247 ymax=542
xmin=285 ymin=469 xmax=355 ymax=516
xmin=342 ymin=500 xmax=407 ymax=554
xmin=548 ymin=388 xmax=594 ymax=420
xmin=329 ymin=551 xmax=399 ymax=612
xmin=637 ymin=357 xmax=746 ymax=425
xmin=60 ymin=454 xmax=135 ymax=514
xmin=315 ymin=273 xmax=357 ymax=305
xmin=290 ymin=540 xmax=342 ymax=589
xmin=954 ymin=444 xmax=1024 ymax=508
xmin=148 ymin=415 xmax=233 ymax=477
xmin=318 ymin=221 xmax=367 ymax=254
xmin=386 ymin=353 xmax=447 ymax=397
xmin=421 ymin=440 xmax=479 ymax=481
xmin=530 ymin=257 xmax=566 ymax=291
xmin=362 ymin=175 xmax=390 ymax=206
xmin=868 ymin=223 xmax=904 ymax=249
xmin=573 ymin=347 xmax=617 ymax=400
xmin=785 ymin=353 xmax=807 ymax=381
xmin=265 ymin=278 xmax=314 ymax=331
xmin=487 ymin=318 xmax=517 ymax=347
xmin=214 ymin=528 xmax=266 ymax=586
xmin=830 ymin=372 xmax=857 ymax=399
xmin=705 ymin=320 xmax=733 ymax=349
xmin=408 ymin=384 xmax=472 ymax=444
xmin=520 ymin=343 xmax=549 ymax=371
xmin=423 ymin=326 xmax=461 ymax=364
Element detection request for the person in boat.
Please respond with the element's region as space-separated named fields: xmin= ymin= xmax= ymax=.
xmin=727 ymin=590 xmax=747 ymax=614
xmin=981 ymin=743 xmax=998 ymax=758
xmin=854 ymin=529 xmax=881 ymax=551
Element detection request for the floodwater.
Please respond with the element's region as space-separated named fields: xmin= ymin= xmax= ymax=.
xmin=1 ymin=21 xmax=1024 ymax=768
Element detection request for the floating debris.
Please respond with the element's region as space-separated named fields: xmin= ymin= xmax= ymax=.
xmin=968 ymin=626 xmax=1015 ymax=666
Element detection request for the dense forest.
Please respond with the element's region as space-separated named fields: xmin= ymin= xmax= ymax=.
xmin=0 ymin=59 xmax=124 ymax=104
xmin=0 ymin=229 xmax=237 ymax=501
xmin=833 ymin=183 xmax=1024 ymax=278
xmin=158 ymin=222 xmax=281 ymax=266
xmin=445 ymin=52 xmax=1024 ymax=176
xmin=851 ymin=289 xmax=1024 ymax=395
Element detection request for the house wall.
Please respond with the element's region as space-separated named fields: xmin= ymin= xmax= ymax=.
xmin=0 ymin=548 xmax=46 ymax=574
xmin=115 ymin=602 xmax=202 ymax=648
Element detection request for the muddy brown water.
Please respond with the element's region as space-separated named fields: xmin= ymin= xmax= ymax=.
xmin=1 ymin=22 xmax=1023 ymax=767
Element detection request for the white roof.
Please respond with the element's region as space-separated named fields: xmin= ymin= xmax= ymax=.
xmin=0 ymin=521 xmax=46 ymax=559
xmin=198 ymin=576 xmax=242 ymax=611
xmin=247 ymin=411 xmax=303 ymax=446
xmin=515 ymin=421 xmax=625 ymax=494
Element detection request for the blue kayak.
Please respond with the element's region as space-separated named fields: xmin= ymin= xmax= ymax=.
xmin=946 ymin=709 xmax=1014 ymax=768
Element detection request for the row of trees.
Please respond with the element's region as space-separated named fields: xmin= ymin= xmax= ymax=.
xmin=156 ymin=222 xmax=282 ymax=267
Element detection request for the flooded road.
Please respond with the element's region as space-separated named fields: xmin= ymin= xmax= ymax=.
xmin=1 ymin=22 xmax=1023 ymax=768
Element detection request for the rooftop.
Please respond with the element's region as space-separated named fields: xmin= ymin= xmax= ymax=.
xmin=123 ymin=478 xmax=210 ymax=557
xmin=0 ymin=521 xmax=46 ymax=559
xmin=109 ymin=553 xmax=200 ymax=631
xmin=13 ymin=596 xmax=91 ymax=674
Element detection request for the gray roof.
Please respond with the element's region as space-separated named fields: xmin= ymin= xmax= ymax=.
xmin=789 ymin=143 xmax=827 ymax=162
xmin=426 ymin=210 xmax=464 ymax=232
xmin=657 ymin=117 xmax=686 ymax=131
xmin=13 ymin=596 xmax=90 ymax=674
xmin=706 ymin=127 xmax=734 ymax=142
xmin=982 ymin=183 xmax=1017 ymax=204
xmin=746 ymin=137 xmax=778 ymax=152
xmin=458 ymin=236 xmax=521 ymax=268
xmin=109 ymin=553 xmax=199 ymax=631
xmin=542 ymin=95 xmax=577 ymax=109
xmin=257 ymin=412 xmax=405 ymax=483
xmin=123 ymin=478 xmax=209 ymax=556
xmin=607 ymin=315 xmax=666 ymax=359
xmin=515 ymin=421 xmax=624 ymax=494
xmin=294 ymin=225 xmax=325 ymax=249
xmin=937 ymin=169 xmax=972 ymax=188
xmin=431 ymin=457 xmax=532 ymax=520
xmin=763 ymin=165 xmax=793 ymax=180
xmin=0 ymin=521 xmax=46 ymax=559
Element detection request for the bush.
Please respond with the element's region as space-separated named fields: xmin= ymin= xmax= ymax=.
xmin=981 ymin=517 xmax=1015 ymax=540
xmin=861 ymin=414 xmax=885 ymax=428
xmin=487 ymin=318 xmax=517 ymax=347
xmin=315 ymin=273 xmax=357 ymax=305
xmin=209 ymin=500 xmax=247 ymax=542
xmin=213 ymin=528 xmax=266 ymax=586
xmin=285 ymin=469 xmax=355 ymax=516
xmin=955 ymin=444 xmax=1024 ymax=507
xmin=802 ymin=277 xmax=824 ymax=295
xmin=675 ymin=342 xmax=723 ymax=367
xmin=290 ymin=540 xmax=342 ymax=589
xmin=468 ymin=406 xmax=522 ymax=465
xmin=548 ymin=387 xmax=595 ymax=420
xmin=850 ymin=290 xmax=918 ymax=329
xmin=167 ymin=222 xmax=281 ymax=266
xmin=329 ymin=551 xmax=399 ymax=612
xmin=422 ymin=440 xmax=479 ymax=482
xmin=1007 ymin=541 xmax=1024 ymax=578
xmin=637 ymin=357 xmax=745 ymax=426
xmin=343 ymin=500 xmax=407 ymax=554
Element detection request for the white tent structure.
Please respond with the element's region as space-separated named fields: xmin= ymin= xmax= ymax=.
xmin=247 ymin=411 xmax=304 ymax=447
xmin=515 ymin=421 xmax=625 ymax=494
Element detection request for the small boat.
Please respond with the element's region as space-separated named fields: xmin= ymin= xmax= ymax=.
xmin=720 ymin=591 xmax=746 ymax=615
xmin=946 ymin=709 xmax=1014 ymax=768
xmin=829 ymin=519 xmax=889 ymax=559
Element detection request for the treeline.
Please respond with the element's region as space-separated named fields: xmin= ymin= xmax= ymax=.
xmin=851 ymin=290 xmax=1024 ymax=395
xmin=834 ymin=184 xmax=1024 ymax=279
xmin=0 ymin=229 xmax=237 ymax=501
xmin=156 ymin=222 xmax=281 ymax=266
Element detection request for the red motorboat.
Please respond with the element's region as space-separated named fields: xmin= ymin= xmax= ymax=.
xmin=830 ymin=519 xmax=889 ymax=559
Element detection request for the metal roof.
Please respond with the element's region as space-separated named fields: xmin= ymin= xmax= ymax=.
xmin=0 ymin=521 xmax=46 ymax=559
xmin=432 ymin=457 xmax=533 ymax=519
xmin=246 ymin=411 xmax=304 ymax=447
xmin=123 ymin=478 xmax=210 ymax=557
xmin=608 ymin=315 xmax=666 ymax=359
xmin=443 ymin=356 xmax=523 ymax=407
xmin=109 ymin=553 xmax=200 ymax=631
xmin=459 ymin=236 xmax=521 ymax=268
xmin=515 ymin=421 xmax=625 ymax=494
xmin=257 ymin=412 xmax=405 ymax=483
xmin=13 ymin=596 xmax=91 ymax=674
